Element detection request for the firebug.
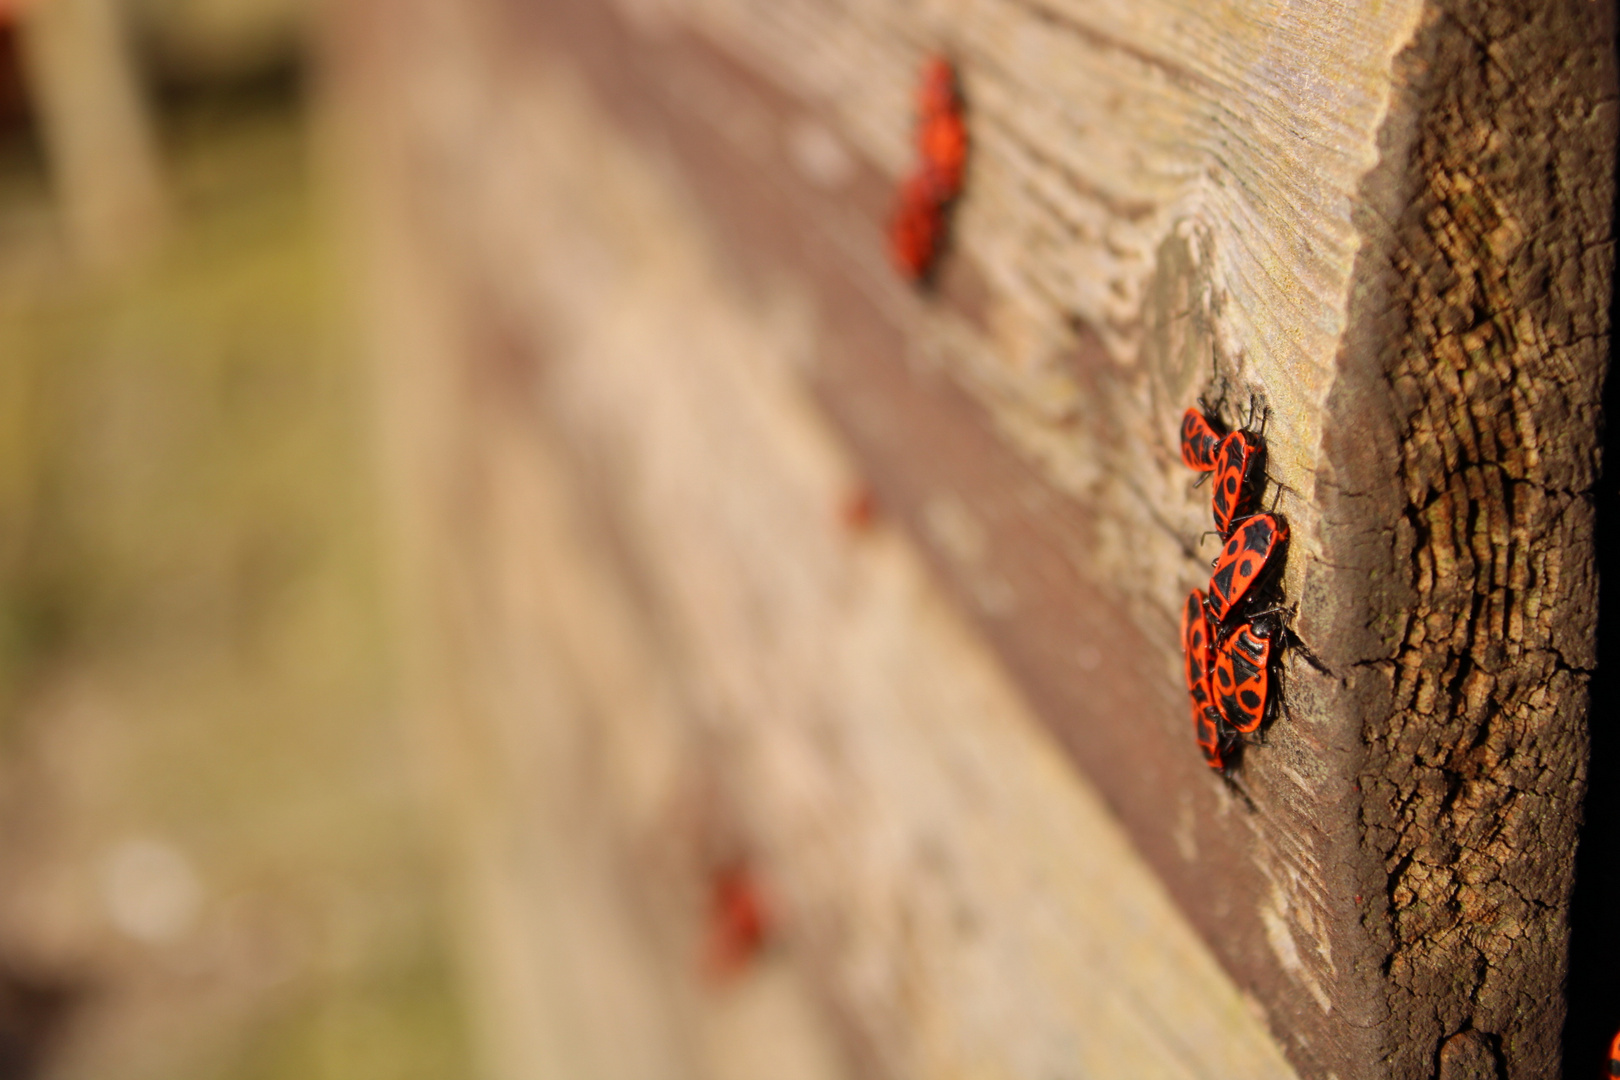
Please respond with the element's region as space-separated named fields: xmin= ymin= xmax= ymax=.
xmin=704 ymin=861 xmax=769 ymax=982
xmin=1211 ymin=430 xmax=1265 ymax=537
xmin=1179 ymin=408 xmax=1222 ymax=472
xmin=1194 ymin=701 xmax=1237 ymax=771
xmin=1181 ymin=588 xmax=1215 ymax=705
xmin=889 ymin=174 xmax=945 ymax=281
xmin=891 ymin=56 xmax=966 ymax=283
xmin=1213 ymin=619 xmax=1276 ymax=735
xmin=1207 ymin=513 xmax=1288 ymax=623
xmin=1183 ymin=588 xmax=1237 ymax=770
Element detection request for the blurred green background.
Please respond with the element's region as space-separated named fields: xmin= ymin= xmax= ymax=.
xmin=0 ymin=5 xmax=474 ymax=1077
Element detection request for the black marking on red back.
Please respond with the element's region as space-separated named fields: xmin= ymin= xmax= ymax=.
xmin=1210 ymin=431 xmax=1264 ymax=536
xmin=1214 ymin=622 xmax=1272 ymax=734
xmin=1182 ymin=588 xmax=1213 ymax=691
xmin=1208 ymin=514 xmax=1288 ymax=623
xmin=1179 ymin=409 xmax=1222 ymax=472
xmin=1194 ymin=703 xmax=1237 ymax=771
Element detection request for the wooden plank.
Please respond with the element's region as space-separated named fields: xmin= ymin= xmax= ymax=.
xmin=337 ymin=0 xmax=1615 ymax=1076
xmin=341 ymin=3 xmax=1308 ymax=1077
xmin=429 ymin=16 xmax=1384 ymax=1076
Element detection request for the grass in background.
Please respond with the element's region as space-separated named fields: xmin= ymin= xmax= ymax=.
xmin=0 ymin=69 xmax=473 ymax=1080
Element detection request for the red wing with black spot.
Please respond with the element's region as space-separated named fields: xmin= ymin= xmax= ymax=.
xmin=1210 ymin=431 xmax=1263 ymax=536
xmin=1207 ymin=513 xmax=1287 ymax=623
xmin=1179 ymin=409 xmax=1222 ymax=472
xmin=1194 ymin=703 xmax=1235 ymax=770
xmin=1181 ymin=588 xmax=1213 ymax=698
xmin=1213 ymin=621 xmax=1273 ymax=734
xmin=1182 ymin=589 xmax=1234 ymax=769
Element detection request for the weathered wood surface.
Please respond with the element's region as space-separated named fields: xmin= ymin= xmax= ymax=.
xmin=336 ymin=0 xmax=1615 ymax=1077
xmin=341 ymin=4 xmax=1309 ymax=1079
xmin=1320 ymin=4 xmax=1614 ymax=1076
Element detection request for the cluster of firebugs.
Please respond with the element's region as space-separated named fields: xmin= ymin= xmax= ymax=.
xmin=887 ymin=58 xmax=1292 ymax=772
xmin=884 ymin=57 xmax=1619 ymax=1065
xmin=1178 ymin=408 xmax=1290 ymax=771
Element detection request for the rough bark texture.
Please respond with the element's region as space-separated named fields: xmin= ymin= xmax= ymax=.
xmin=1320 ymin=3 xmax=1616 ymax=1077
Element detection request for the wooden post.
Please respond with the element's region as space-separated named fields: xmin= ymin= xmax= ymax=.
xmin=337 ymin=0 xmax=1616 ymax=1077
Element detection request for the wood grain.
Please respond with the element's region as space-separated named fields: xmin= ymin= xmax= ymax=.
xmin=335 ymin=0 xmax=1616 ymax=1076
xmin=343 ymin=2 xmax=1303 ymax=1077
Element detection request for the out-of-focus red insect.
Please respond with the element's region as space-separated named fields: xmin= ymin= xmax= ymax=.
xmin=889 ymin=173 xmax=945 ymax=281
xmin=703 ymin=861 xmax=769 ymax=982
xmin=839 ymin=485 xmax=878 ymax=532
xmin=916 ymin=56 xmax=958 ymax=123
xmin=919 ymin=110 xmax=968 ymax=202
xmin=889 ymin=55 xmax=967 ymax=283
xmin=1607 ymin=1027 xmax=1620 ymax=1078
